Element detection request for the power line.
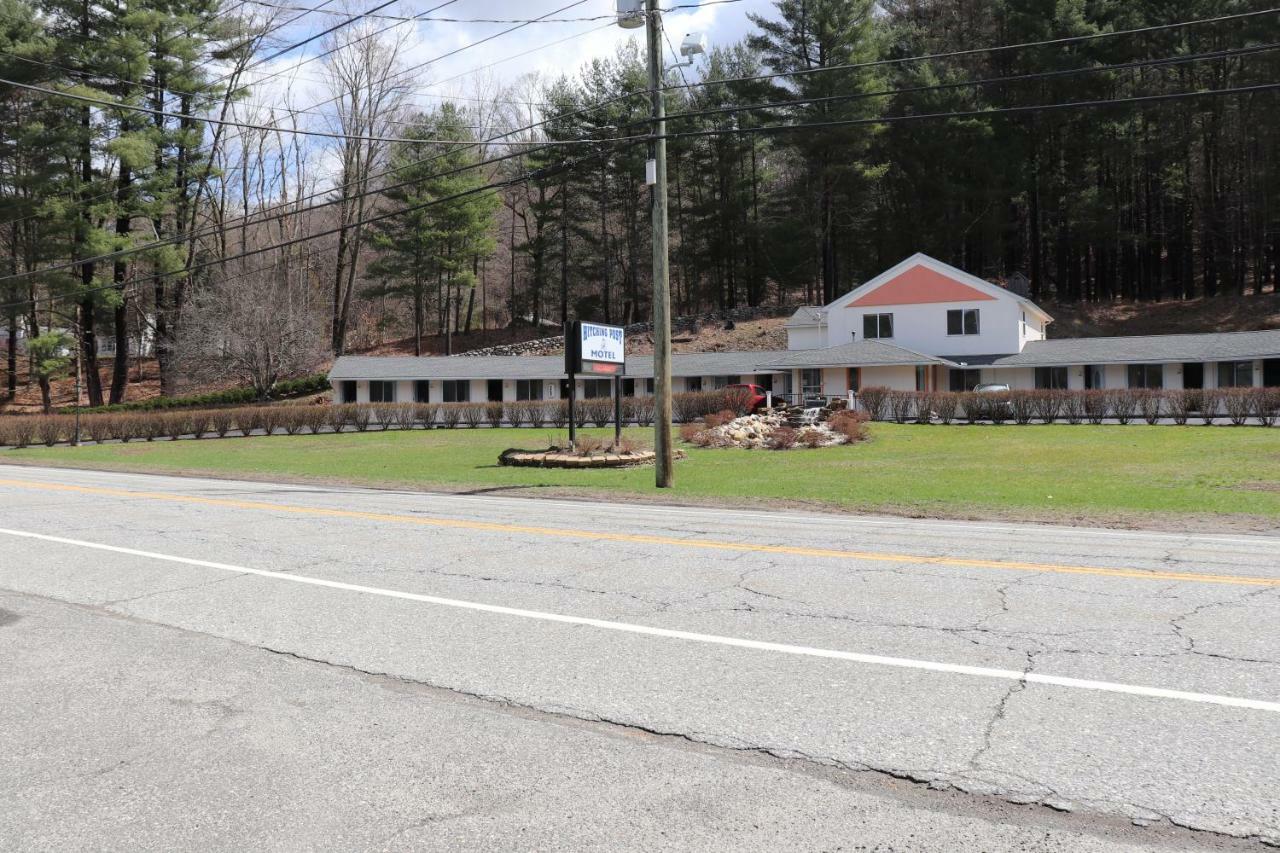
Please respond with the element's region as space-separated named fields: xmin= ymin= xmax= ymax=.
xmin=653 ymin=42 xmax=1279 ymax=126
xmin=658 ymin=83 xmax=1280 ymax=141
xmin=667 ymin=7 xmax=1280 ymax=94
xmin=232 ymin=0 xmax=746 ymax=23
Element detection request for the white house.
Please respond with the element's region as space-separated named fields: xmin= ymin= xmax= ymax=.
xmin=328 ymin=253 xmax=1280 ymax=403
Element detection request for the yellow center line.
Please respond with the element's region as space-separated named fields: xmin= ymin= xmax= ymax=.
xmin=2 ymin=477 xmax=1277 ymax=587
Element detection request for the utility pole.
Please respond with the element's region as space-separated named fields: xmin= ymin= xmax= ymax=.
xmin=645 ymin=0 xmax=674 ymax=488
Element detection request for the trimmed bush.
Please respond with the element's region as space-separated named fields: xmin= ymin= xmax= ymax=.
xmin=86 ymin=414 xmax=114 ymax=444
xmin=1222 ymin=389 xmax=1252 ymax=426
xmin=483 ymin=401 xmax=505 ymax=428
xmin=461 ymin=404 xmax=485 ymax=428
xmin=768 ymin=425 xmax=798 ymax=450
xmin=1083 ymin=390 xmax=1109 ymax=424
xmin=1 ymin=418 xmax=36 ymax=448
xmin=1138 ymin=390 xmax=1163 ymax=425
xmin=351 ymin=405 xmax=372 ymax=432
xmin=1031 ymin=390 xmax=1064 ymax=424
xmin=958 ymin=391 xmax=985 ymax=424
xmin=913 ymin=392 xmax=935 ymax=424
xmin=584 ymin=396 xmax=613 ymax=427
xmin=414 ymin=403 xmax=438 ymax=429
xmin=210 ymin=408 xmax=235 ymax=438
xmin=528 ymin=401 xmax=550 ymax=428
xmin=1168 ymin=390 xmax=1194 ymax=425
xmin=1254 ymin=388 xmax=1280 ymax=427
xmin=933 ymin=392 xmax=958 ymax=424
xmin=1061 ymin=391 xmax=1085 ymax=424
xmin=1010 ymin=391 xmax=1035 ymax=425
xmin=549 ymin=399 xmax=569 ymax=428
xmin=438 ymin=403 xmax=465 ymax=428
xmin=630 ymin=395 xmax=655 ymax=426
xmin=1198 ymin=390 xmax=1219 ymax=425
xmin=1108 ymin=390 xmax=1138 ymax=424
xmin=37 ymin=416 xmax=67 ymax=446
xmin=829 ymin=409 xmax=870 ymax=442
xmin=887 ymin=390 xmax=914 ymax=423
xmin=857 ymin=386 xmax=889 ymax=421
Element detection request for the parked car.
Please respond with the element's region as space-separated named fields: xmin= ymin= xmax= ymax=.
xmin=973 ymin=382 xmax=1014 ymax=415
xmin=726 ymin=383 xmax=770 ymax=413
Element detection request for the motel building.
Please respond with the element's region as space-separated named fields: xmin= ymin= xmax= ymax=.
xmin=328 ymin=253 xmax=1280 ymax=405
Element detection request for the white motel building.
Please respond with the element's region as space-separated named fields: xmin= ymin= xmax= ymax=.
xmin=329 ymin=253 xmax=1280 ymax=404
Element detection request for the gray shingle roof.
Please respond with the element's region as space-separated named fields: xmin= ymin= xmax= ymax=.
xmin=755 ymin=340 xmax=957 ymax=369
xmin=991 ymin=329 xmax=1280 ymax=367
xmin=328 ymin=351 xmax=794 ymax=382
xmin=785 ymin=306 xmax=826 ymax=327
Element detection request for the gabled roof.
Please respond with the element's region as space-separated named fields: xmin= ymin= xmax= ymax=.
xmin=784 ymin=306 xmax=826 ymax=327
xmin=755 ymin=340 xmax=958 ymax=369
xmin=829 ymin=253 xmax=1054 ymax=323
xmin=990 ymin=329 xmax=1280 ymax=367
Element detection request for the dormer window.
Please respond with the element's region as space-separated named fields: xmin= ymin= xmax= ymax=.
xmin=947 ymin=309 xmax=980 ymax=336
xmin=863 ymin=313 xmax=894 ymax=339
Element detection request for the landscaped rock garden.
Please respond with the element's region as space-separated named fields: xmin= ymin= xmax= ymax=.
xmin=680 ymin=405 xmax=869 ymax=450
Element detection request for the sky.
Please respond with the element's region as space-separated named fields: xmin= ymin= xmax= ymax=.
xmin=233 ymin=0 xmax=778 ymax=124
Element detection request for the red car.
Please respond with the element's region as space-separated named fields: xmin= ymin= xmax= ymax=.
xmin=726 ymin=383 xmax=770 ymax=413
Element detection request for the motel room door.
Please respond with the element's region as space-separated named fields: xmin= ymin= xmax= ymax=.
xmin=1265 ymin=359 xmax=1280 ymax=388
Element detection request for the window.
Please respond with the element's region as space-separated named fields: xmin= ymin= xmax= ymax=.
xmin=516 ymin=379 xmax=542 ymax=401
xmin=712 ymin=375 xmax=738 ymax=389
xmin=1084 ymin=365 xmax=1105 ymax=390
xmin=1034 ymin=367 xmax=1068 ymax=389
xmin=1217 ymin=360 xmax=1253 ymax=388
xmin=442 ymin=380 xmax=470 ymax=402
xmin=949 ymin=369 xmax=981 ymax=392
xmin=915 ymin=366 xmax=928 ymax=392
xmin=623 ymin=378 xmax=636 ymax=397
xmin=340 ymin=380 xmax=357 ymax=403
xmin=1021 ymin=311 xmax=1027 ymax=337
xmin=947 ymin=309 xmax=980 ymax=336
xmin=846 ymin=368 xmax=860 ymax=393
xmin=646 ymin=378 xmax=655 ymax=394
xmin=863 ymin=313 xmax=893 ymax=339
xmin=486 ymin=379 xmax=504 ymax=402
xmin=1182 ymin=362 xmax=1204 ymax=390
xmin=801 ymin=368 xmax=823 ymax=397
xmin=414 ymin=380 xmax=430 ymax=403
xmin=755 ymin=374 xmax=773 ymax=392
xmin=1266 ymin=359 xmax=1280 ymax=388
xmin=369 ymin=381 xmax=396 ymax=403
xmin=685 ymin=376 xmax=703 ymax=392
xmin=1127 ymin=364 xmax=1163 ymax=389
xmin=583 ymin=378 xmax=612 ymax=398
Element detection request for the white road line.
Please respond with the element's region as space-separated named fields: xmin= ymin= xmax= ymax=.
xmin=7 ymin=465 xmax=1280 ymax=548
xmin=4 ymin=525 xmax=1278 ymax=714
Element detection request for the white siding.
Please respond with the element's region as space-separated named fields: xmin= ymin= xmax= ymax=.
xmin=826 ymin=298 xmax=1024 ymax=357
xmin=787 ymin=326 xmax=826 ymax=351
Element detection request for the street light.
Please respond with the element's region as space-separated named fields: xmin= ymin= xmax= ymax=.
xmin=616 ymin=0 xmax=707 ymax=488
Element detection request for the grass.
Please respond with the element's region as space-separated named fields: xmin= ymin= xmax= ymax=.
xmin=4 ymin=424 xmax=1280 ymax=528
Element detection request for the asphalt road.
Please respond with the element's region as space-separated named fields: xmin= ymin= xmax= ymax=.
xmin=0 ymin=464 xmax=1277 ymax=851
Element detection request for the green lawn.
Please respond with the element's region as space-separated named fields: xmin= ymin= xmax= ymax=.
xmin=5 ymin=424 xmax=1280 ymax=528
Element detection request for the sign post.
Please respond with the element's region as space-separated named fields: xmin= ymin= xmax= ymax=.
xmin=565 ymin=320 xmax=626 ymax=449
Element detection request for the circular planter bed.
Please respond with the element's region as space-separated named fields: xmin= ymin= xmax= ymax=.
xmin=499 ymin=447 xmax=676 ymax=469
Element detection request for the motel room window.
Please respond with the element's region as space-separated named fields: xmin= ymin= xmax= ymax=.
xmin=339 ymin=380 xmax=357 ymax=403
xmin=487 ymin=379 xmax=504 ymax=402
xmin=442 ymin=380 xmax=470 ymax=402
xmin=623 ymin=378 xmax=636 ymax=397
xmin=1084 ymin=365 xmax=1105 ymax=390
xmin=946 ymin=309 xmax=980 ymax=336
xmin=949 ymin=369 xmax=981 ymax=392
xmin=1183 ymin=362 xmax=1204 ymax=390
xmin=1034 ymin=367 xmax=1068 ymax=390
xmin=1217 ymin=360 xmax=1254 ymax=388
xmin=915 ymin=366 xmax=928 ymax=392
xmin=515 ymin=379 xmax=543 ymax=401
xmin=862 ymin=313 xmax=894 ymax=339
xmin=414 ymin=380 xmax=430 ymax=403
xmin=685 ymin=376 xmax=703 ymax=392
xmin=646 ymin=378 xmax=655 ymax=394
xmin=1126 ymin=364 xmax=1163 ymax=389
xmin=583 ymin=378 xmax=612 ymax=399
xmin=712 ymin=375 xmax=738 ymax=389
xmin=369 ymin=380 xmax=396 ymax=403
xmin=801 ymin=368 xmax=823 ymax=397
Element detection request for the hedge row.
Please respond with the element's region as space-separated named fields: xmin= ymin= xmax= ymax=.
xmin=854 ymin=386 xmax=1280 ymax=426
xmin=0 ymin=389 xmax=751 ymax=447
xmin=70 ymin=373 xmax=331 ymax=414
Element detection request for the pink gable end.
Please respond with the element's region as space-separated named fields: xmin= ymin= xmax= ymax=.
xmin=847 ymin=264 xmax=998 ymax=307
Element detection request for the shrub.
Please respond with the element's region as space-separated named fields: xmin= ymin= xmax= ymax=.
xmin=484 ymin=400 xmax=505 ymax=428
xmin=304 ymin=406 xmax=332 ymax=434
xmin=86 ymin=413 xmax=114 ymax=444
xmin=368 ymin=403 xmax=394 ymax=431
xmin=278 ymin=407 xmax=307 ymax=435
xmin=36 ymin=416 xmax=66 ymax=446
xmin=549 ymin=399 xmax=569 ymax=428
xmin=1254 ymin=388 xmax=1280 ymax=427
xmin=768 ymin=425 xmax=798 ymax=450
xmin=1138 ymin=390 xmax=1163 ymax=425
xmin=1198 ymin=390 xmax=1219 ymax=425
xmin=933 ymin=392 xmax=958 ymax=424
xmin=1222 ymin=389 xmax=1252 ymax=426
xmin=887 ymin=391 xmax=914 ymax=423
xmin=330 ymin=404 xmax=355 ymax=433
xmin=798 ymin=427 xmax=827 ymax=448
xmin=504 ymin=401 xmax=527 ymax=427
xmin=1168 ymin=390 xmax=1194 ymax=425
xmin=1031 ymin=390 xmax=1064 ymax=424
xmin=110 ymin=414 xmax=139 ymax=443
xmin=574 ymin=435 xmax=605 ymax=455
xmin=913 ymin=392 xmax=935 ymax=424
xmin=1061 ymin=391 xmax=1085 ymax=424
xmin=528 ymin=401 xmax=549 ymax=429
xmin=678 ymin=422 xmax=702 ymax=443
xmin=958 ymin=391 xmax=985 ymax=423
xmin=209 ymin=408 xmax=235 ymax=438
xmin=258 ymin=407 xmax=282 ymax=436
xmin=1108 ymin=390 xmax=1138 ymax=424
xmin=857 ymin=386 xmax=889 ymax=421
xmin=350 ymin=405 xmax=372 ymax=432
xmin=414 ymin=403 xmax=438 ymax=429
xmin=616 ymin=434 xmax=649 ymax=454
xmin=438 ymin=403 xmax=465 ymax=428
xmin=829 ymin=409 xmax=870 ymax=443
xmin=1083 ymin=390 xmax=1109 ymax=424
xmin=724 ymin=386 xmax=754 ymax=416
xmin=161 ymin=411 xmax=192 ymax=440
xmin=1 ymin=418 xmax=36 ymax=448
xmin=237 ymin=407 xmax=265 ymax=436
xmin=987 ymin=393 xmax=1008 ymax=425
xmin=584 ymin=396 xmax=613 ymax=427
xmin=391 ymin=403 xmax=417 ymax=430
xmin=1009 ymin=391 xmax=1035 ymax=425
